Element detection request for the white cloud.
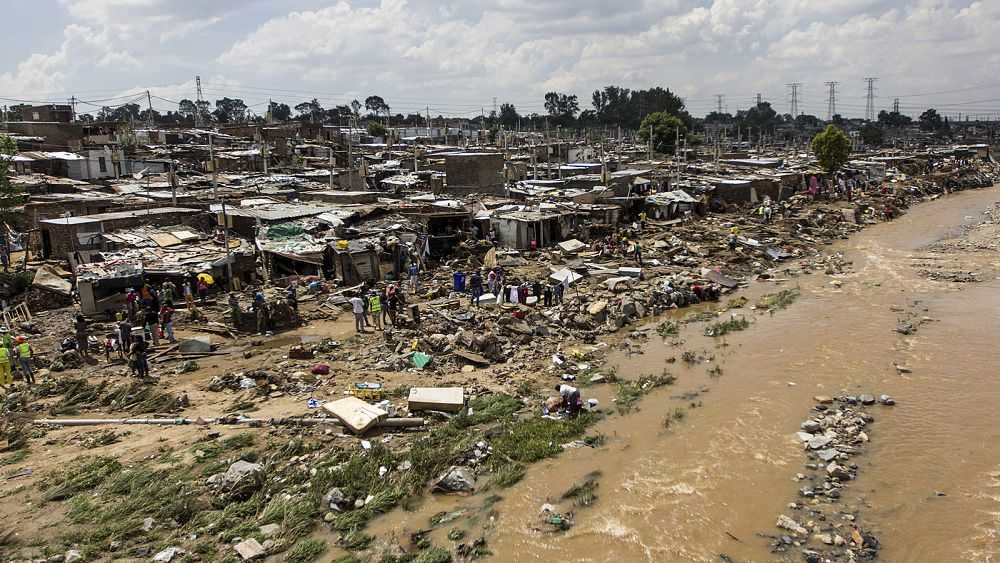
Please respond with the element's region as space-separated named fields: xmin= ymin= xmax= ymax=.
xmin=5 ymin=1 xmax=1000 ymax=118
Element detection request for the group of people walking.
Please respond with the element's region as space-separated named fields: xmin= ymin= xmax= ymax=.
xmin=350 ymin=282 xmax=411 ymax=333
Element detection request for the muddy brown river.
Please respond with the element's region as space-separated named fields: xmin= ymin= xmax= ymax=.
xmin=371 ymin=185 xmax=1000 ymax=563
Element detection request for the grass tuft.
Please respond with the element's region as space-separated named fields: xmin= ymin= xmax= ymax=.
xmin=285 ymin=538 xmax=327 ymax=563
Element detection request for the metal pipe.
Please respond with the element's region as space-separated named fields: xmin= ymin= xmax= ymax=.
xmin=34 ymin=417 xmax=425 ymax=429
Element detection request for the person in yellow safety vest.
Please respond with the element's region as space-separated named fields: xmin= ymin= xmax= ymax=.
xmin=15 ymin=336 xmax=33 ymax=387
xmin=0 ymin=345 xmax=11 ymax=389
xmin=368 ymin=292 xmax=383 ymax=331
xmin=0 ymin=327 xmax=12 ymax=360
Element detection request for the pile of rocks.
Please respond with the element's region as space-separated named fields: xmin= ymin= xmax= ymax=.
xmin=770 ymin=394 xmax=894 ymax=561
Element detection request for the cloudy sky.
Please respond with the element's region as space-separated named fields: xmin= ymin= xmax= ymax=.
xmin=2 ymin=0 xmax=999 ymax=119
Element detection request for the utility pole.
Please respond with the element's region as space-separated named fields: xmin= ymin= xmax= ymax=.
xmin=195 ymin=75 xmax=205 ymax=128
xmin=893 ymin=98 xmax=900 ymax=114
xmin=347 ymin=120 xmax=353 ymax=188
xmin=208 ymin=132 xmax=234 ymax=290
xmin=787 ymin=83 xmax=801 ymax=119
xmin=146 ymin=90 xmax=154 ymax=128
xmin=647 ymin=124 xmax=652 ymax=161
xmin=169 ymin=153 xmax=177 ymax=206
xmin=715 ymin=94 xmax=725 ymax=114
xmin=825 ymin=81 xmax=839 ymax=121
xmin=864 ymin=77 xmax=878 ymax=122
xmin=329 ymin=147 xmax=335 ymax=190
xmin=69 ymin=96 xmax=77 ymax=122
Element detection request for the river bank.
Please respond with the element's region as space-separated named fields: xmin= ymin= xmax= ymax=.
xmin=368 ymin=184 xmax=1000 ymax=563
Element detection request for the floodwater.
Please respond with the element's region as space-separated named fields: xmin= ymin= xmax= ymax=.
xmin=371 ymin=186 xmax=1000 ymax=563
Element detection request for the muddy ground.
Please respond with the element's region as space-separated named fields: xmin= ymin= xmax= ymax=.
xmin=0 ymin=164 xmax=997 ymax=563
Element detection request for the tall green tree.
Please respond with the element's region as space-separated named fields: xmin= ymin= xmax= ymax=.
xmin=860 ymin=123 xmax=884 ymax=147
xmin=267 ymin=101 xmax=292 ymax=122
xmin=543 ymin=92 xmax=579 ymax=127
xmin=811 ymin=125 xmax=851 ymax=172
xmin=638 ymin=112 xmax=685 ymax=154
xmin=295 ymin=99 xmax=325 ymax=122
xmin=919 ymin=108 xmax=944 ymax=132
xmin=364 ymin=95 xmax=389 ymax=118
xmin=498 ymin=103 xmax=520 ymax=129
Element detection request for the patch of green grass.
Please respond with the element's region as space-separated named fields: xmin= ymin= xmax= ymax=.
xmin=448 ymin=528 xmax=466 ymax=541
xmin=703 ymin=316 xmax=750 ymax=337
xmin=561 ymin=471 xmax=601 ymax=507
xmin=331 ymin=557 xmax=363 ymax=563
xmin=0 ymin=449 xmax=28 ymax=466
xmin=463 ymin=394 xmax=523 ymax=425
xmin=285 ymin=538 xmax=327 ymax=563
xmin=39 ymin=456 xmax=121 ymax=501
xmin=191 ymin=432 xmax=255 ymax=460
xmin=615 ymin=372 xmax=677 ymax=413
xmin=260 ymin=495 xmax=319 ymax=541
xmin=487 ymin=462 xmax=525 ymax=489
xmin=662 ymin=408 xmax=686 ymax=429
xmin=413 ymin=547 xmax=452 ymax=563
xmin=48 ymin=378 xmax=181 ymax=415
xmin=490 ymin=412 xmax=598 ymax=464
xmin=757 ymin=288 xmax=800 ymax=311
xmin=338 ymin=530 xmax=373 ymax=550
xmin=657 ymin=320 xmax=679 ymax=338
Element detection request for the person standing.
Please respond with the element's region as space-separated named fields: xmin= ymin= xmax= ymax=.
xmin=126 ymin=288 xmax=138 ymax=323
xmin=159 ymin=301 xmax=176 ymax=343
xmin=0 ymin=343 xmax=11 ymax=390
xmin=487 ymin=269 xmax=497 ymax=295
xmin=144 ymin=306 xmax=160 ymax=347
xmin=471 ymin=270 xmax=484 ymax=308
xmin=0 ymin=327 xmax=13 ymax=360
xmin=229 ymin=293 xmax=242 ymax=328
xmin=197 ymin=278 xmax=209 ymax=303
xmin=350 ymin=295 xmax=366 ymax=333
xmin=183 ymin=281 xmax=195 ymax=310
xmin=554 ymin=281 xmax=564 ymax=304
xmin=160 ymin=280 xmax=176 ymax=305
xmin=544 ymin=283 xmax=553 ymax=307
xmin=74 ymin=314 xmax=89 ymax=359
xmin=15 ymin=337 xmax=33 ymax=386
xmin=130 ymin=335 xmax=149 ymax=379
xmin=117 ymin=316 xmax=132 ymax=360
xmin=409 ymin=262 xmax=420 ymax=293
xmin=252 ymin=291 xmax=268 ymax=335
xmin=368 ymin=291 xmax=383 ymax=330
